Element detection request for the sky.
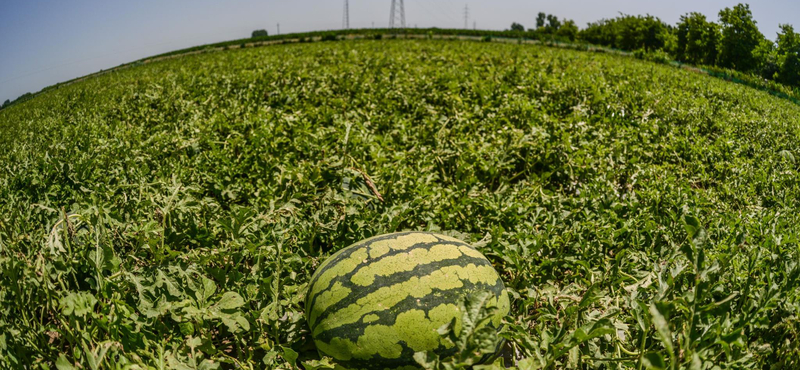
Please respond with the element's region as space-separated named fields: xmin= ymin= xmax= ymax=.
xmin=1 ymin=0 xmax=798 ymax=104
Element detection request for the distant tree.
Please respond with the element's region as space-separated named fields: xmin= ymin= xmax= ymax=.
xmin=1 ymin=100 xmax=9 ymax=108
xmin=780 ymin=52 xmax=800 ymax=86
xmin=777 ymin=24 xmax=800 ymax=55
xmin=753 ymin=38 xmax=779 ymax=80
xmin=546 ymin=14 xmax=561 ymax=32
xmin=776 ymin=24 xmax=800 ymax=85
xmin=557 ymin=19 xmax=579 ymax=41
xmin=676 ymin=13 xmax=721 ymax=65
xmin=580 ymin=18 xmax=617 ymax=47
xmin=580 ymin=15 xmax=670 ymax=52
xmin=613 ymin=14 xmax=668 ymax=52
xmin=661 ymin=26 xmax=679 ymax=56
xmin=718 ymin=4 xmax=763 ymax=71
xmin=536 ymin=12 xmax=546 ymax=29
xmin=639 ymin=15 xmax=668 ymax=52
xmin=510 ymin=22 xmax=525 ymax=32
xmin=252 ymin=29 xmax=269 ymax=38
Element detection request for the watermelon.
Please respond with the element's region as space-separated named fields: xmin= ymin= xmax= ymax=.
xmin=305 ymin=232 xmax=509 ymax=369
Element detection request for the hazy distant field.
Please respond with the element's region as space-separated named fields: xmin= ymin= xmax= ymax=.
xmin=1 ymin=39 xmax=798 ymax=369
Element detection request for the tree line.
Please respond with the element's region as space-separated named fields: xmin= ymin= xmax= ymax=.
xmin=513 ymin=4 xmax=799 ymax=88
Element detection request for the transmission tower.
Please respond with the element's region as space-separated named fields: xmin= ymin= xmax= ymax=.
xmin=343 ymin=0 xmax=350 ymax=29
xmin=464 ymin=4 xmax=469 ymax=29
xmin=389 ymin=0 xmax=405 ymax=28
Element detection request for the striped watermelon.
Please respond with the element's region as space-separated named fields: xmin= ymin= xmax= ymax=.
xmin=305 ymin=232 xmax=509 ymax=369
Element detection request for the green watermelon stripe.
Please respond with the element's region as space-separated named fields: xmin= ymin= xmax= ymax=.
xmin=314 ymin=277 xmax=504 ymax=343
xmin=306 ymin=241 xmax=482 ymax=320
xmin=312 ymin=262 xmax=501 ymax=336
xmin=328 ymin=342 xmax=435 ymax=370
xmin=306 ymin=241 xmax=445 ymax=320
xmin=306 ymin=240 xmax=475 ymax=314
xmin=309 ymin=253 xmax=492 ymax=329
xmin=313 ymin=232 xmax=438 ymax=274
xmin=307 ymin=241 xmax=441 ymax=303
xmin=306 ymin=233 xmax=447 ymax=308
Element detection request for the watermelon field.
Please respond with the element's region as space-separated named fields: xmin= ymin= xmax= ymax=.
xmin=1 ymin=39 xmax=800 ymax=369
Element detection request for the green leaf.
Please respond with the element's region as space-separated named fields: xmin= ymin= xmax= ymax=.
xmin=55 ymin=354 xmax=75 ymax=370
xmin=642 ymin=352 xmax=667 ymax=369
xmin=649 ymin=304 xmax=674 ymax=355
xmin=683 ymin=215 xmax=707 ymax=247
xmin=219 ymin=312 xmax=250 ymax=333
xmin=302 ymin=357 xmax=337 ymax=370
xmin=281 ymin=346 xmax=299 ymax=367
xmin=215 ymin=292 xmax=245 ymax=311
xmin=59 ymin=292 xmax=98 ymax=317
xmin=200 ymin=276 xmax=217 ymax=303
xmin=572 ymin=319 xmax=614 ymax=343
xmin=198 ymin=359 xmax=220 ymax=370
xmin=779 ymin=150 xmax=795 ymax=164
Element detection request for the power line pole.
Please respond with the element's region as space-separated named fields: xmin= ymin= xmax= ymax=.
xmin=389 ymin=0 xmax=405 ymax=29
xmin=277 ymin=23 xmax=281 ymax=35
xmin=464 ymin=4 xmax=469 ymax=29
xmin=343 ymin=0 xmax=350 ymax=29
xmin=474 ymin=21 xmax=477 ymax=30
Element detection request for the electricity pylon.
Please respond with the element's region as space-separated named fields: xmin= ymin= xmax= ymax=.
xmin=464 ymin=4 xmax=469 ymax=29
xmin=389 ymin=0 xmax=405 ymax=28
xmin=343 ymin=0 xmax=350 ymax=29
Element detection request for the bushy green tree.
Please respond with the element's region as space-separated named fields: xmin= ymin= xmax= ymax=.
xmin=580 ymin=15 xmax=670 ymax=52
xmin=676 ymin=13 xmax=721 ymax=65
xmin=580 ymin=19 xmax=617 ymax=47
xmin=718 ymin=4 xmax=763 ymax=71
xmin=776 ymin=24 xmax=800 ymax=85
xmin=1 ymin=100 xmax=9 ymax=108
xmin=546 ymin=14 xmax=561 ymax=32
xmin=557 ymin=20 xmax=579 ymax=41
xmin=536 ymin=12 xmax=546 ymax=29
xmin=754 ymin=38 xmax=779 ymax=80
xmin=251 ymin=29 xmax=269 ymax=38
xmin=510 ymin=22 xmax=525 ymax=32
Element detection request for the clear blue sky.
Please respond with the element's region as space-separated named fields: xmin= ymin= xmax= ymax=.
xmin=1 ymin=0 xmax=798 ymax=104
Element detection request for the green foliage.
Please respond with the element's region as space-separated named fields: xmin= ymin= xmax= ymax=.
xmin=777 ymin=24 xmax=800 ymax=86
xmin=510 ymin=23 xmax=525 ymax=32
xmin=2 ymin=39 xmax=800 ymax=369
xmin=580 ymin=14 xmax=671 ymax=52
xmin=536 ymin=13 xmax=546 ymax=29
xmin=556 ymin=20 xmax=579 ymax=42
xmin=545 ymin=15 xmax=561 ymax=33
xmin=633 ymin=49 xmax=672 ymax=65
xmin=676 ymin=13 xmax=720 ymax=66
xmin=718 ymin=3 xmax=764 ymax=72
xmin=251 ymin=29 xmax=269 ymax=38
